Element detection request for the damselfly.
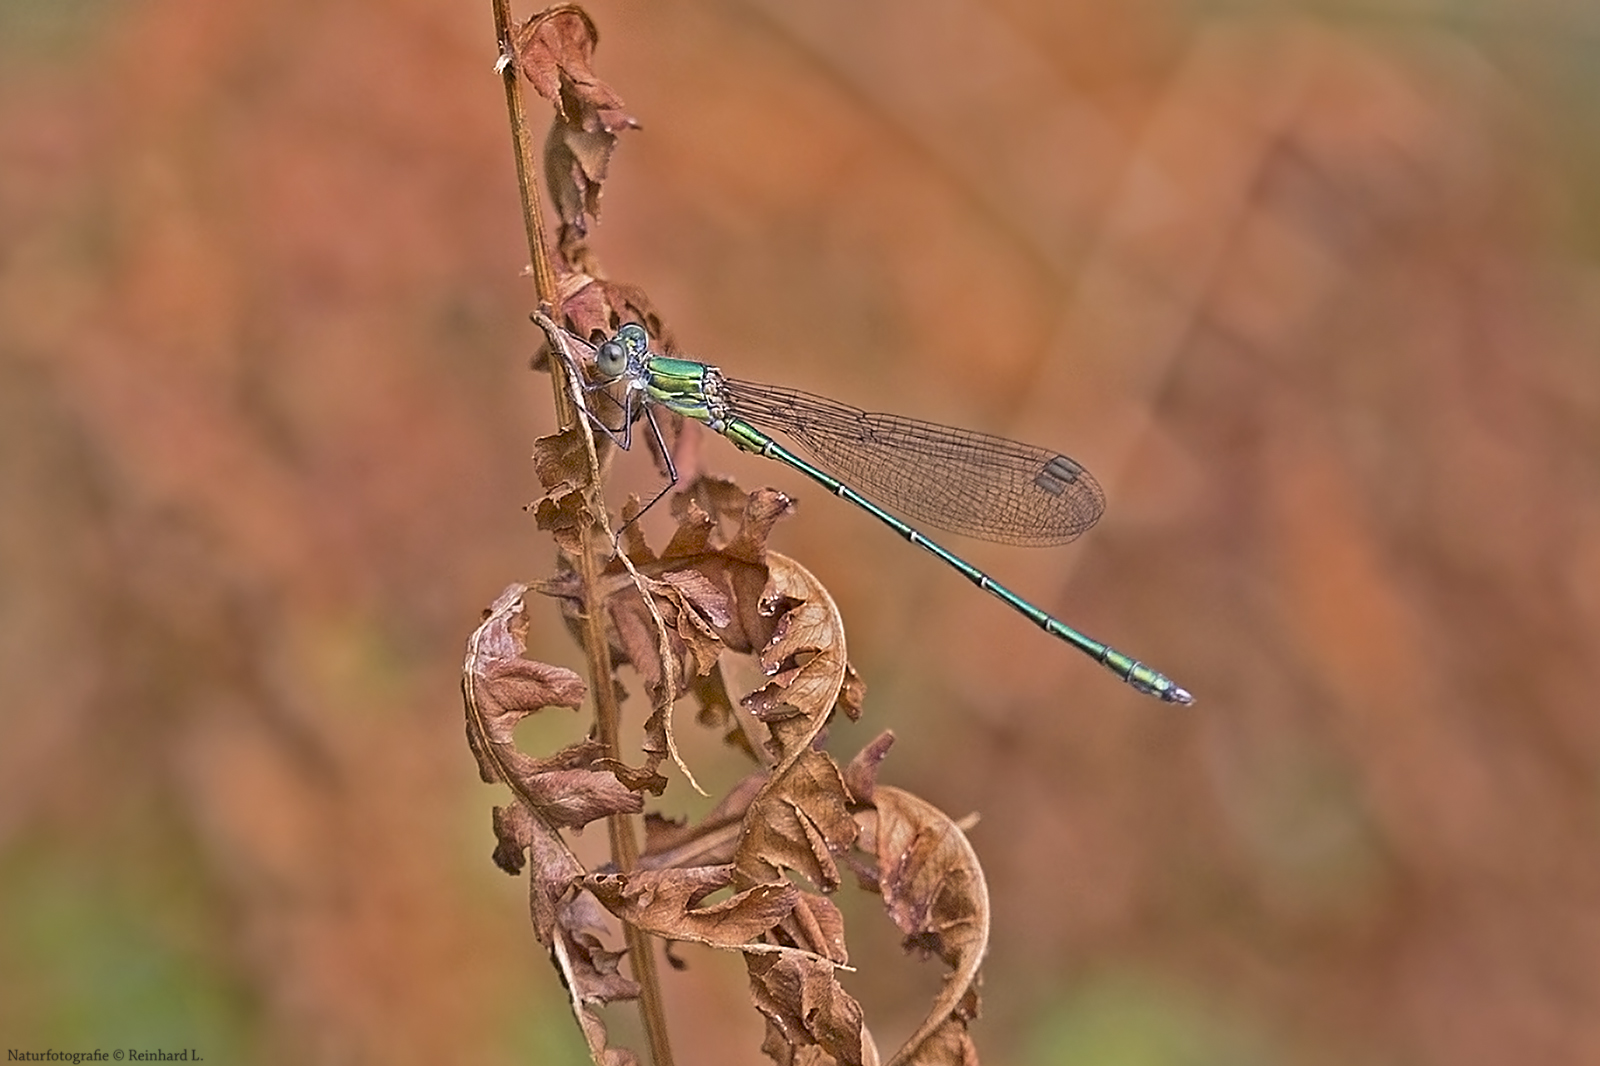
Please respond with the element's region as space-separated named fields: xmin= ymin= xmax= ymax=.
xmin=564 ymin=322 xmax=1191 ymax=705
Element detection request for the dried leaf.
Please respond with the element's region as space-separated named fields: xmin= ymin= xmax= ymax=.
xmin=531 ymin=422 xmax=595 ymax=496
xmin=607 ymin=494 xmax=855 ymax=805
xmin=842 ymin=732 xmax=897 ymax=805
xmin=463 ymin=584 xmax=643 ymax=828
xmin=736 ymin=750 xmax=858 ymax=892
xmin=510 ymin=5 xmax=635 ymax=132
xmin=549 ymin=274 xmax=670 ymax=351
xmin=510 ymin=5 xmax=638 ymax=248
xmin=656 ymin=489 xmax=796 ymax=654
xmin=556 ymin=889 xmax=640 ymax=1005
xmin=592 ymin=756 xmax=669 ymax=797
xmin=887 ymin=991 xmax=979 ymax=1066
xmin=607 ymin=568 xmax=727 ymax=703
xmin=522 ymin=761 xmax=645 ymax=829
xmin=511 ymin=6 xmax=598 ymax=114
xmin=778 ymin=891 xmax=849 ymax=966
xmin=492 ymin=800 xmax=640 ymax=1065
xmin=858 ymin=787 xmax=989 ymax=1066
xmin=640 ymin=771 xmax=766 ymax=870
xmin=464 ymin=584 xmax=582 ymax=772
xmin=691 ymin=661 xmax=758 ymax=760
xmin=582 ymin=864 xmax=798 ymax=948
xmin=747 ymin=951 xmax=869 ymax=1066
xmin=835 ymin=663 xmax=867 ymax=722
xmin=674 ymin=473 xmax=762 ymax=533
xmin=537 ymin=487 xmax=833 ymax=733
xmin=744 ymin=552 xmax=851 ymax=764
xmin=554 ymin=890 xmax=644 ymax=1066
xmin=530 ymin=425 xmax=605 ymax=552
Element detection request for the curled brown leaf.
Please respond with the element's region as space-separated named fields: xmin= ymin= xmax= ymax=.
xmin=509 ymin=4 xmax=639 ymax=261
xmin=463 ymin=584 xmax=643 ymax=829
xmin=539 ymin=489 xmax=791 ymax=697
xmin=745 ymin=552 xmax=851 ymax=766
xmin=492 ymin=800 xmax=640 ymax=1065
xmin=554 ymin=889 xmax=645 ymax=1066
xmin=735 ymin=749 xmax=859 ymax=893
xmin=546 ymin=274 xmax=670 ymax=353
xmin=778 ymin=891 xmax=850 ymax=967
xmin=464 ymin=584 xmax=582 ymax=774
xmin=857 ymin=787 xmax=989 ymax=1066
xmin=747 ymin=951 xmax=870 ymax=1066
xmin=534 ymin=484 xmax=854 ymax=794
xmin=842 ymin=731 xmax=897 ymax=805
xmin=530 ymin=425 xmax=605 ymax=553
xmin=582 ymin=864 xmax=799 ymax=949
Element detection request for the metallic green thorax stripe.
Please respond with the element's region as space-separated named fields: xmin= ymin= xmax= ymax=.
xmin=644 ymin=355 xmax=770 ymax=456
xmin=640 ymin=354 xmax=1183 ymax=702
xmin=643 ymin=356 xmax=722 ymax=426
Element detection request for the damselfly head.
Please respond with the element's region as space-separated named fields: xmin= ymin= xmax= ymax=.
xmin=595 ymin=323 xmax=651 ymax=380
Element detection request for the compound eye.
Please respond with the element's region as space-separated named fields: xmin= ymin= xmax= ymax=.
xmin=616 ymin=323 xmax=649 ymax=356
xmin=595 ymin=339 xmax=627 ymax=378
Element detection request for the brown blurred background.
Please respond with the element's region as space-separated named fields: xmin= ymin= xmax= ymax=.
xmin=5 ymin=0 xmax=1600 ymax=1063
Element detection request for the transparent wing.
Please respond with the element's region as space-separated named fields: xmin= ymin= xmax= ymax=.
xmin=720 ymin=377 xmax=1104 ymax=547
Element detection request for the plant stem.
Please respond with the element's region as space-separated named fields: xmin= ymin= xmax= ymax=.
xmin=490 ymin=3 xmax=673 ymax=1063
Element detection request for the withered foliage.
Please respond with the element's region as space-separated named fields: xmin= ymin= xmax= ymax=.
xmin=464 ymin=6 xmax=988 ymax=1064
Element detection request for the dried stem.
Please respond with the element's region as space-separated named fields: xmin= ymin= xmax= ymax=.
xmin=491 ymin=3 xmax=673 ymax=1062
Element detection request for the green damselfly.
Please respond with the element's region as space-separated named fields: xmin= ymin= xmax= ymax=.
xmin=566 ymin=322 xmax=1191 ymax=705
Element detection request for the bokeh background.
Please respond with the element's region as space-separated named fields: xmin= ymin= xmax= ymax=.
xmin=5 ymin=0 xmax=1600 ymax=1063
